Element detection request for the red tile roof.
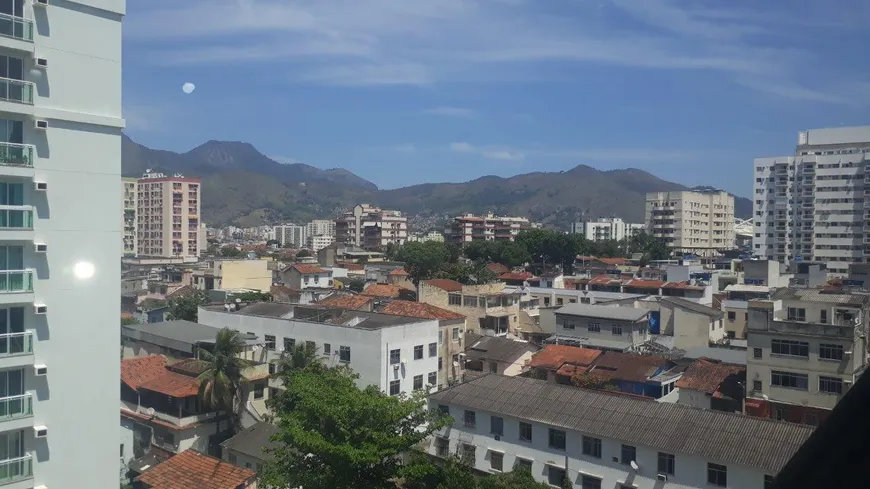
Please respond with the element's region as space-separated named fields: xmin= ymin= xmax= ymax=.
xmin=588 ymin=275 xmax=624 ymax=286
xmin=336 ymin=262 xmax=365 ymax=271
xmin=499 ymin=272 xmax=536 ymax=281
xmin=292 ymin=264 xmax=326 ymax=274
xmin=676 ymin=358 xmax=745 ymax=395
xmin=625 ymin=279 xmax=665 ymax=289
xmin=139 ymin=370 xmax=200 ymax=398
xmin=317 ymin=294 xmax=374 ymax=310
xmin=121 ymin=356 xmax=169 ymax=391
xmin=136 ymin=450 xmax=256 ymax=489
xmin=527 ymin=345 xmax=603 ymax=371
xmin=589 ymin=351 xmax=670 ymax=383
xmin=379 ymin=300 xmax=465 ymax=320
xmin=422 ymin=279 xmax=463 ymax=292
xmin=362 ymin=283 xmax=404 ymax=298
xmin=388 ymin=268 xmax=409 ymax=276
xmin=486 ymin=263 xmax=511 ymax=275
xmin=597 ymin=257 xmax=628 ymax=266
xmin=662 ymin=281 xmax=706 ymax=291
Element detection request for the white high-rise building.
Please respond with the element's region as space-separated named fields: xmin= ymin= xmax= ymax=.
xmin=0 ymin=0 xmax=123 ymax=487
xmin=570 ymin=217 xmax=645 ymax=242
xmin=753 ymin=126 xmax=870 ymax=275
xmin=645 ymin=190 xmax=735 ymax=257
xmin=306 ymin=219 xmax=334 ymax=238
xmin=274 ymin=224 xmax=307 ymax=248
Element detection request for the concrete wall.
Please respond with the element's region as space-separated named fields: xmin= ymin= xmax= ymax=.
xmin=677 ymin=388 xmax=712 ymax=410
xmin=660 ymin=303 xmax=725 ymax=350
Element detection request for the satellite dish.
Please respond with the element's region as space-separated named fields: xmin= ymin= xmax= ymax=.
xmin=630 ymin=460 xmax=639 ymax=471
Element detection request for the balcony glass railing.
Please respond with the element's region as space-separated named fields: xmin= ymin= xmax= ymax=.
xmin=0 ymin=142 xmax=32 ymax=167
xmin=0 ymin=13 xmax=34 ymax=42
xmin=0 ymin=332 xmax=32 ymax=357
xmin=0 ymin=77 xmax=33 ymax=104
xmin=0 ymin=454 xmax=32 ymax=483
xmin=0 ymin=206 xmax=32 ymax=229
xmin=0 ymin=393 xmax=32 ymax=420
xmin=0 ymin=270 xmax=33 ymax=293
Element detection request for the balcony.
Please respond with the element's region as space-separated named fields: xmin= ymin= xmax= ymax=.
xmin=0 ymin=393 xmax=32 ymax=423
xmin=0 ymin=206 xmax=32 ymax=231
xmin=0 ymin=78 xmax=32 ymax=104
xmin=0 ymin=13 xmax=33 ymax=43
xmin=0 ymin=453 xmax=31 ymax=484
xmin=0 ymin=143 xmax=32 ymax=169
xmin=0 ymin=270 xmax=32 ymax=294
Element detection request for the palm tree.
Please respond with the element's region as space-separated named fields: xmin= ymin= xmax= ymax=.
xmin=196 ymin=327 xmax=253 ymax=433
xmin=273 ymin=341 xmax=320 ymax=376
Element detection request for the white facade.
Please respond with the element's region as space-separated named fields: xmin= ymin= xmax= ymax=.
xmin=0 ymin=1 xmax=124 ymax=487
xmin=274 ymin=224 xmax=307 ymax=248
xmin=198 ymin=307 xmax=440 ymax=396
xmin=570 ymin=218 xmax=644 ymax=242
xmin=307 ymin=234 xmax=334 ymax=253
xmin=752 ymin=126 xmax=870 ymax=275
xmin=306 ymin=219 xmax=334 ymax=238
xmin=646 ymin=190 xmax=735 ymax=256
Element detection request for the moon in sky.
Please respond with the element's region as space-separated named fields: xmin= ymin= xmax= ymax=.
xmin=182 ymin=82 xmax=196 ymax=94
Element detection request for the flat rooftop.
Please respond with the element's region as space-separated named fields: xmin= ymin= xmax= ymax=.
xmin=206 ymin=302 xmax=431 ymax=330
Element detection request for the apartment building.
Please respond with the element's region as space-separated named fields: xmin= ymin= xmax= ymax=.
xmin=0 ymin=0 xmax=126 ymax=487
xmin=745 ymin=287 xmax=869 ymax=425
xmin=570 ymin=217 xmax=644 ymax=242
xmin=645 ymin=190 xmax=736 ymax=257
xmin=447 ymin=212 xmax=533 ymax=243
xmin=306 ymin=219 xmax=334 ymax=238
xmin=418 ymin=279 xmax=522 ymax=335
xmin=721 ymin=259 xmax=788 ymax=339
xmin=307 ymin=233 xmax=334 ymax=252
xmin=334 ymin=204 xmax=408 ymax=250
xmin=198 ymin=302 xmax=439 ymax=396
xmin=428 ymin=375 xmax=812 ymax=489
xmin=137 ymin=171 xmax=202 ymax=258
xmin=123 ymin=177 xmax=137 ymax=256
xmin=273 ymin=224 xmax=306 ymax=248
xmin=192 ymin=259 xmax=272 ymax=292
xmin=546 ymin=304 xmax=651 ymax=352
xmin=753 ymin=126 xmax=870 ymax=275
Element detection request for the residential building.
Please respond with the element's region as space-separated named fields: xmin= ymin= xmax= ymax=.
xmin=645 ymin=190 xmax=736 ymax=257
xmin=121 ymin=319 xmax=261 ymax=361
xmin=334 ymin=204 xmax=408 ymax=250
xmin=137 ymin=171 xmax=203 ymax=258
xmin=192 ymin=258 xmax=272 ymax=292
xmin=463 ymin=333 xmax=538 ymax=377
xmin=428 ymin=375 xmax=812 ymax=489
xmin=745 ymin=287 xmax=870 ymax=425
xmin=675 ymin=358 xmax=745 ymax=413
xmin=306 ymin=219 xmax=335 ymax=238
xmin=720 ymin=260 xmax=791 ymax=338
xmin=408 ymin=231 xmax=445 ymax=242
xmin=658 ymin=296 xmax=725 ymax=350
xmin=307 ymin=233 xmax=335 ymax=252
xmin=123 ymin=177 xmax=138 ymax=256
xmin=545 ymin=303 xmax=651 ymax=352
xmin=752 ymin=126 xmax=870 ymax=275
xmin=570 ymin=217 xmax=645 ymax=242
xmin=526 ymin=345 xmax=603 ymax=384
xmin=221 ymin=422 xmax=279 ymax=474
xmin=280 ymin=264 xmax=333 ymax=290
xmin=273 ymin=224 xmax=306 ymax=248
xmin=135 ymin=450 xmax=257 ymax=489
xmin=447 ymin=212 xmax=533 ymax=243
xmin=317 ymin=242 xmax=384 ymax=267
xmin=0 ymin=1 xmax=126 ymax=487
xmin=418 ymin=279 xmax=521 ymax=335
xmin=198 ymin=302 xmax=440 ymax=396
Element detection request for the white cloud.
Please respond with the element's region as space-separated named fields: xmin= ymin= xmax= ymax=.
xmin=449 ymin=142 xmax=525 ymax=161
xmin=423 ymin=107 xmax=477 ymax=118
xmin=447 ymin=142 xmax=707 ymax=163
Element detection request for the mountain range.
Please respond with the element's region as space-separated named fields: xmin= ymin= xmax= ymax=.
xmin=121 ymin=134 xmax=752 ymax=228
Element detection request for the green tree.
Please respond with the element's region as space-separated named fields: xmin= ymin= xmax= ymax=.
xmin=479 ymin=467 xmax=552 ymax=489
xmin=464 ymin=240 xmax=530 ymax=268
xmin=437 ymin=262 xmax=497 ymax=285
xmin=273 ymin=341 xmax=319 ymax=376
xmin=121 ymin=316 xmax=139 ymax=326
xmin=394 ymin=241 xmax=451 ymax=285
xmin=196 ymin=328 xmax=254 ymax=433
xmin=221 ymin=246 xmax=243 ymax=258
xmin=263 ymin=365 xmax=450 ymax=489
xmin=167 ymin=291 xmax=210 ymax=322
xmin=232 ymin=291 xmax=272 ymax=302
xmin=346 ymin=278 xmax=366 ymax=293
xmin=570 ymin=372 xmax=619 ymax=391
xmin=629 ymin=231 xmax=672 ymax=264
xmin=295 ymin=249 xmax=312 ymax=258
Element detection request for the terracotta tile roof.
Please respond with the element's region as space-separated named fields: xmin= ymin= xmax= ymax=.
xmin=676 ymin=358 xmax=745 ymax=395
xmin=379 ymin=300 xmax=465 ymax=320
xmin=555 ymin=363 xmax=592 ymax=377
xmin=588 ymin=275 xmax=624 ymax=286
xmin=336 ymin=262 xmax=365 ymax=271
xmin=589 ymin=351 xmax=670 ymax=383
xmin=597 ymin=257 xmax=628 ymax=266
xmin=139 ymin=370 xmax=200 ymax=398
xmin=499 ymin=272 xmax=536 ymax=281
xmin=292 ymin=264 xmax=326 ymax=274
xmin=486 ymin=263 xmax=511 ymax=275
xmin=317 ymin=294 xmax=374 ymax=310
xmin=422 ymin=279 xmax=464 ymax=292
xmin=661 ymin=281 xmax=706 ymax=291
xmin=625 ymin=279 xmax=665 ymax=288
xmin=362 ymin=283 xmax=403 ymax=298
xmin=121 ymin=312 xmax=135 ymax=320
xmin=121 ymin=356 xmax=169 ymax=391
xmin=136 ymin=450 xmax=256 ymax=489
xmin=388 ymin=268 xmax=409 ymax=276
xmin=166 ymin=285 xmax=197 ymax=300
xmin=527 ymin=345 xmax=603 ymax=371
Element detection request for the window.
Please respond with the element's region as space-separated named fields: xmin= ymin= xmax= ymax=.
xmin=563 ymin=320 xmax=575 ymax=330
xmin=490 ymin=416 xmax=503 ymax=436
xmin=264 ymin=335 xmax=276 ymax=350
xmin=413 ymin=375 xmax=423 ymax=390
xmin=452 ymin=327 xmax=460 ymax=341
xmin=548 ymin=428 xmax=566 ymax=450
xmin=414 ymin=345 xmax=424 ymax=360
xmin=428 ymin=372 xmax=437 ymax=386
xmin=620 ymin=444 xmax=636 ymax=465
xmin=435 ymin=437 xmax=449 ymax=457
xmin=547 ymin=466 xmax=566 ymax=486
xmin=753 ymin=380 xmax=762 ymax=391
xmin=771 ymin=339 xmax=809 ymax=357
xmin=803 ymin=412 xmax=818 ymax=426
xmin=582 ymin=435 xmax=601 ymax=458
xmin=580 ymin=475 xmax=602 ymax=489
xmin=753 ymin=348 xmax=762 ymax=359
xmin=489 ymin=362 xmax=498 ymax=373
xmin=518 ymin=422 xmax=532 ymax=442
xmin=429 ymin=342 xmax=437 ymax=357
xmin=771 ymin=370 xmax=809 ymax=390
xmin=253 ymin=383 xmax=264 ymax=400
xmin=515 ymin=458 xmax=532 ymax=472
xmin=820 ymin=309 xmax=828 ymax=324
xmin=389 ymin=349 xmax=401 ymax=364
xmin=306 ymin=341 xmax=315 ymax=350
xmin=323 ymin=343 xmax=331 ymax=355
xmin=727 ymin=311 xmax=736 ymax=321
xmin=786 ymin=307 xmax=806 ymax=321
xmin=588 ymin=322 xmax=601 ymax=332
xmin=764 ymin=475 xmax=775 ymax=489
xmin=819 ymin=343 xmax=844 ymax=361
xmin=268 ymin=362 xmax=277 ymax=375
xmin=229 ymin=453 xmax=237 ymax=464
xmin=774 ymin=407 xmax=787 ymax=421
xmin=463 ymin=410 xmax=476 ymax=428
xmin=489 ymin=451 xmax=503 ymax=471
xmin=612 ymin=325 xmax=622 ymax=336
xmin=439 ymin=329 xmax=444 ymax=344
xmin=256 ymin=463 xmax=263 ymax=473
xmin=463 ymin=296 xmax=478 ymax=307
xmin=819 ymin=376 xmax=843 ymax=394
xmin=339 ymin=345 xmax=351 ymax=362
xmin=657 ymin=452 xmax=675 ymax=475
xmin=389 ymin=380 xmax=400 ymax=396
xmin=707 ymin=463 xmax=727 ymax=487
xmin=439 ymin=357 xmax=443 ymax=370
xmin=461 ymin=443 xmax=475 ymax=465
xmin=120 ymin=444 xmax=124 ymax=457
xmin=556 ymin=298 xmax=564 ymax=306
xmin=283 ymin=337 xmax=295 ymax=351
xmin=448 ymin=294 xmax=462 ymax=306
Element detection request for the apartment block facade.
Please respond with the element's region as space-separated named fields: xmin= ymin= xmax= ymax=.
xmin=306 ymin=219 xmax=334 ymax=238
xmin=123 ymin=176 xmax=136 ymax=256
xmin=273 ymin=224 xmax=306 ymax=248
xmin=0 ymin=0 xmax=125 ymax=487
xmin=752 ymin=126 xmax=870 ymax=275
xmin=334 ymin=204 xmax=408 ymax=250
xmin=447 ymin=212 xmax=533 ymax=243
xmin=645 ymin=190 xmax=736 ymax=257
xmin=136 ymin=172 xmax=202 ymax=258
xmin=570 ymin=217 xmax=644 ymax=242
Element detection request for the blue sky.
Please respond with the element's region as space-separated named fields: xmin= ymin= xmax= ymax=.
xmin=122 ymin=0 xmax=870 ymax=198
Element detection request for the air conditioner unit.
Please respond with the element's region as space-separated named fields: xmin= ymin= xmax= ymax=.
xmin=33 ymin=426 xmax=48 ymax=438
xmin=33 ymin=243 xmax=47 ymax=253
xmin=34 ymin=0 xmax=49 ymax=6
xmin=33 ymin=304 xmax=47 ymax=315
xmin=844 ymin=379 xmax=853 ymax=385
xmin=656 ymin=474 xmax=668 ymax=482
xmin=34 ymin=181 xmax=47 ymax=191
xmin=34 ymin=57 xmax=47 ymax=69
xmin=845 ymin=350 xmax=853 ymax=356
xmin=33 ymin=120 xmax=47 ymax=130
xmin=34 ymin=364 xmax=47 ymax=376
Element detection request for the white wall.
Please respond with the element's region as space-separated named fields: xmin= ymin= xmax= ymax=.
xmin=676 ymin=389 xmax=712 ymax=410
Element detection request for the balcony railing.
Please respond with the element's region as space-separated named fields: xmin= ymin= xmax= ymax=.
xmin=0 ymin=13 xmax=34 ymax=42
xmin=0 ymin=77 xmax=33 ymax=104
xmin=0 ymin=270 xmax=33 ymax=293
xmin=0 ymin=142 xmax=32 ymax=168
xmin=0 ymin=206 xmax=32 ymax=229
xmin=0 ymin=454 xmax=32 ymax=483
xmin=0 ymin=393 xmax=32 ymax=421
xmin=0 ymin=332 xmax=32 ymax=356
